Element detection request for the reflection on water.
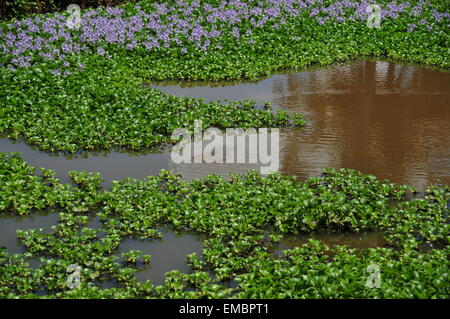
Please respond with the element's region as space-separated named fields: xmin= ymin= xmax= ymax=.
xmin=117 ymin=229 xmax=203 ymax=285
xmin=0 ymin=212 xmax=59 ymax=254
xmin=0 ymin=60 xmax=448 ymax=191
xmin=0 ymin=212 xmax=203 ymax=285
xmin=1 ymin=60 xmax=447 ymax=289
xmin=273 ymin=231 xmax=388 ymax=258
xmin=0 ymin=139 xmax=171 ymax=188
xmin=280 ymin=231 xmax=388 ymax=250
xmin=151 ymin=60 xmax=450 ymax=191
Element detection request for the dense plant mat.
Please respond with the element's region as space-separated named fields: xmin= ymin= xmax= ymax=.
xmin=0 ymin=153 xmax=448 ymax=298
xmin=0 ymin=0 xmax=449 ymax=153
xmin=0 ymin=67 xmax=300 ymax=153
xmin=1 ymin=0 xmax=449 ymax=299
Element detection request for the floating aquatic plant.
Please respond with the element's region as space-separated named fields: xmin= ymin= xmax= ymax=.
xmin=0 ymin=0 xmax=448 ymax=300
xmin=0 ymin=1 xmax=449 ymax=153
xmin=0 ymin=154 xmax=448 ymax=298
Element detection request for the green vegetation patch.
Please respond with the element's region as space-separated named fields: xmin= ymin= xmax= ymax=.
xmin=0 ymin=0 xmax=449 ymax=153
xmin=0 ymin=153 xmax=448 ymax=298
xmin=0 ymin=66 xmax=300 ymax=153
xmin=0 ymin=0 xmax=449 ymax=299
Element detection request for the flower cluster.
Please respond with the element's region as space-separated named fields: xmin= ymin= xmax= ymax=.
xmin=0 ymin=0 xmax=448 ymax=73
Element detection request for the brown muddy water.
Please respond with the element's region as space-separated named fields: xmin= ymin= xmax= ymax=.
xmin=149 ymin=60 xmax=450 ymax=191
xmin=1 ymin=60 xmax=448 ymax=190
xmin=1 ymin=60 xmax=449 ymax=285
xmin=273 ymin=231 xmax=389 ymax=258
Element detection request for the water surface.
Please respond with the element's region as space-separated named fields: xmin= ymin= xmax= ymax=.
xmin=1 ymin=60 xmax=448 ymax=191
xmin=116 ymin=229 xmax=203 ymax=285
xmin=1 ymin=60 xmax=448 ymax=286
xmin=150 ymin=60 xmax=450 ymax=191
xmin=0 ymin=212 xmax=58 ymax=254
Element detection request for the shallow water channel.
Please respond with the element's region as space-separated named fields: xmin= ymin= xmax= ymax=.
xmin=1 ymin=60 xmax=449 ymax=285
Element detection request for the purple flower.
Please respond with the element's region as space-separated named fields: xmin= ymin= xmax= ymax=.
xmin=97 ymin=46 xmax=105 ymax=55
xmin=2 ymin=0 xmax=447 ymax=75
xmin=61 ymin=42 xmax=72 ymax=53
xmin=310 ymin=8 xmax=319 ymax=17
xmin=411 ymin=5 xmax=422 ymax=16
xmin=231 ymin=26 xmax=240 ymax=38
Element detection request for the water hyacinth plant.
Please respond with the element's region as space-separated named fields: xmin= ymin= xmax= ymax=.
xmin=1 ymin=0 xmax=449 ymax=72
xmin=0 ymin=154 xmax=448 ymax=298
xmin=0 ymin=0 xmax=448 ymax=153
xmin=0 ymin=0 xmax=449 ymax=299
